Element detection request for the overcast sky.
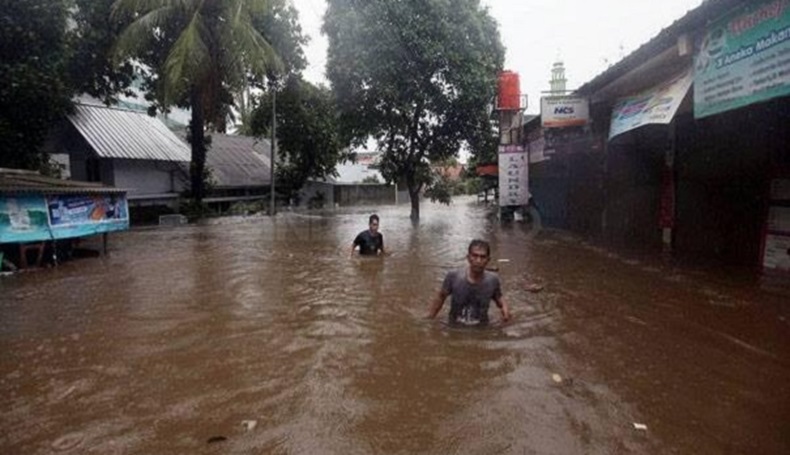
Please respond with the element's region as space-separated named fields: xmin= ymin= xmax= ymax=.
xmin=290 ymin=0 xmax=704 ymax=114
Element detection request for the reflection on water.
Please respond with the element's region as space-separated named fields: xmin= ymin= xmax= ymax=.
xmin=1 ymin=199 xmax=788 ymax=454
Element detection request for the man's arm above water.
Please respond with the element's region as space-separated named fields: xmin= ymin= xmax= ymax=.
xmin=493 ymin=295 xmax=511 ymax=322
xmin=427 ymin=288 xmax=449 ymax=319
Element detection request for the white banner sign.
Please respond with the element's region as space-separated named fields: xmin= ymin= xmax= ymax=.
xmin=763 ymin=234 xmax=790 ymax=272
xmin=541 ymin=96 xmax=590 ymax=128
xmin=609 ymin=70 xmax=693 ymax=140
xmin=498 ymin=145 xmax=529 ymax=206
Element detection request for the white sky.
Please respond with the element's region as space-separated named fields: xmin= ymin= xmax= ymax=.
xmin=290 ymin=0 xmax=704 ymax=115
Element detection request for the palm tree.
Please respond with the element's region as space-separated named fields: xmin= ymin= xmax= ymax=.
xmin=111 ymin=0 xmax=281 ymax=204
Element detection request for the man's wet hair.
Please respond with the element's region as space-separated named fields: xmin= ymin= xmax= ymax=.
xmin=468 ymin=239 xmax=490 ymax=257
xmin=369 ymin=214 xmax=380 ymax=225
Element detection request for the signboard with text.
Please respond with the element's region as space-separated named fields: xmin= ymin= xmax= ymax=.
xmin=694 ymin=0 xmax=790 ymax=118
xmin=498 ymin=145 xmax=529 ymax=206
xmin=540 ymin=96 xmax=590 ymax=128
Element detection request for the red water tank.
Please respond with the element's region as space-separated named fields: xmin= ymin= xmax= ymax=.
xmin=497 ymin=71 xmax=520 ymax=110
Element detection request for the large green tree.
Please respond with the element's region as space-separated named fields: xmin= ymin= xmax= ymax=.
xmin=111 ymin=0 xmax=282 ymax=204
xmin=0 ymin=0 xmax=73 ymax=171
xmin=323 ymin=0 xmax=504 ymax=220
xmin=69 ymin=0 xmax=137 ymax=105
xmin=251 ymin=75 xmax=347 ymax=201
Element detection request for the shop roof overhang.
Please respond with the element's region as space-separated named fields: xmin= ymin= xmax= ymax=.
xmin=0 ymin=168 xmax=126 ymax=195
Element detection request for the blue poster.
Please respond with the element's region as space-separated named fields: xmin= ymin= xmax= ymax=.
xmin=0 ymin=194 xmax=130 ymax=244
xmin=0 ymin=196 xmax=51 ymax=243
xmin=46 ymin=194 xmax=129 ymax=238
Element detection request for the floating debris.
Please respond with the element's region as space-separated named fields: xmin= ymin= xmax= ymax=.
xmin=526 ymin=284 xmax=544 ymax=293
xmin=552 ymin=373 xmax=563 ymax=383
xmin=207 ymin=436 xmax=227 ymax=444
xmin=241 ymin=420 xmax=257 ymax=431
xmin=52 ymin=432 xmax=83 ymax=451
xmin=633 ymin=423 xmax=648 ymax=431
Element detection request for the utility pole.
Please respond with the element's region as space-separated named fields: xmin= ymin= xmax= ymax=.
xmin=269 ymin=88 xmax=276 ymax=216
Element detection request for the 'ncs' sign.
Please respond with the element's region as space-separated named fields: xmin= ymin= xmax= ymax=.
xmin=541 ymin=96 xmax=589 ymax=128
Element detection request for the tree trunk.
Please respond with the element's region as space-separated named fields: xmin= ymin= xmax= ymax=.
xmin=189 ymin=89 xmax=207 ymax=205
xmin=408 ymin=180 xmax=420 ymax=221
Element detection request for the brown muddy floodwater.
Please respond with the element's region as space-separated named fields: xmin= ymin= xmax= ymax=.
xmin=1 ymin=199 xmax=789 ymax=454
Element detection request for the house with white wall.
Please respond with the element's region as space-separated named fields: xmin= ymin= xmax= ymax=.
xmin=58 ymin=103 xmax=191 ymax=214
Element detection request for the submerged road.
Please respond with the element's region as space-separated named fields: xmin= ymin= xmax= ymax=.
xmin=1 ymin=200 xmax=788 ymax=454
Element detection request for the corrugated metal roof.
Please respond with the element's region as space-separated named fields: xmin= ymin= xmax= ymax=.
xmin=206 ymin=134 xmax=271 ymax=188
xmin=69 ymin=104 xmax=191 ymax=162
xmin=0 ymin=168 xmax=125 ymax=194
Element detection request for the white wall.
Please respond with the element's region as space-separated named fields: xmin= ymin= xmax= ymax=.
xmin=112 ymin=159 xmax=187 ymax=196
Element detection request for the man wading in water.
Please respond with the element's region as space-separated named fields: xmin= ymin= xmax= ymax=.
xmin=427 ymin=239 xmax=511 ymax=326
xmin=350 ymin=214 xmax=386 ymax=257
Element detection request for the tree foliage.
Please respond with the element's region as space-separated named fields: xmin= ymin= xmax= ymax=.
xmin=323 ymin=0 xmax=504 ymax=219
xmin=111 ymin=0 xmax=282 ymax=204
xmin=68 ymin=0 xmax=137 ymax=105
xmin=251 ymin=76 xmax=347 ymax=201
xmin=0 ymin=0 xmax=73 ymax=171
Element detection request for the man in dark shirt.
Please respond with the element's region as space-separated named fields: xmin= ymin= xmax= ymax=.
xmin=427 ymin=239 xmax=510 ymax=326
xmin=350 ymin=214 xmax=386 ymax=256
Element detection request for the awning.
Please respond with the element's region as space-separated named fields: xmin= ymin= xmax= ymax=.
xmin=609 ymin=69 xmax=693 ymax=140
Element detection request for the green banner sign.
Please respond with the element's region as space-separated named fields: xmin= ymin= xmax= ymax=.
xmin=694 ymin=0 xmax=790 ymax=118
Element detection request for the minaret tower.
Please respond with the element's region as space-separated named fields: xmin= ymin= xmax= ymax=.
xmin=549 ymin=61 xmax=567 ymax=94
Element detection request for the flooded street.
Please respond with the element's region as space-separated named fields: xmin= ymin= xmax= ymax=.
xmin=1 ymin=199 xmax=788 ymax=455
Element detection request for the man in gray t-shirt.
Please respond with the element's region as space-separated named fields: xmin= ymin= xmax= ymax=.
xmin=427 ymin=239 xmax=511 ymax=326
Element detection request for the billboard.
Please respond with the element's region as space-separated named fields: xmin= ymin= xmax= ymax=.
xmin=498 ymin=145 xmax=529 ymax=206
xmin=0 ymin=194 xmax=129 ymax=244
xmin=609 ymin=70 xmax=693 ymax=140
xmin=540 ymin=96 xmax=590 ymax=128
xmin=694 ymin=0 xmax=790 ymax=118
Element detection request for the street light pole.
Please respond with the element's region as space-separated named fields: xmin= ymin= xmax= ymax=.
xmin=269 ymin=88 xmax=276 ymax=216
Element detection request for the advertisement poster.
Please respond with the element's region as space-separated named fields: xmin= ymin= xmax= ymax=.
xmin=47 ymin=194 xmax=129 ymax=238
xmin=0 ymin=196 xmax=50 ymax=243
xmin=541 ymin=96 xmax=590 ymax=128
xmin=0 ymin=194 xmax=129 ymax=244
xmin=498 ymin=145 xmax=529 ymax=206
xmin=609 ymin=70 xmax=693 ymax=139
xmin=694 ymin=0 xmax=790 ymax=118
xmin=763 ymin=234 xmax=790 ymax=272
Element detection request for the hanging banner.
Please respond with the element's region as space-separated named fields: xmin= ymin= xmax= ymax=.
xmin=498 ymin=145 xmax=529 ymax=206
xmin=540 ymin=96 xmax=590 ymax=128
xmin=47 ymin=194 xmax=129 ymax=239
xmin=609 ymin=70 xmax=693 ymax=140
xmin=694 ymin=0 xmax=790 ymax=118
xmin=0 ymin=194 xmax=129 ymax=244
